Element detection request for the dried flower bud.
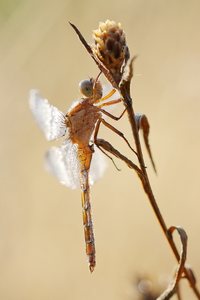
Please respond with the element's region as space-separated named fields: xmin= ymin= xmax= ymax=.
xmin=93 ymin=20 xmax=130 ymax=84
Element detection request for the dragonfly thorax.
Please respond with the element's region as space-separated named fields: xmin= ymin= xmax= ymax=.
xmin=68 ymin=101 xmax=101 ymax=147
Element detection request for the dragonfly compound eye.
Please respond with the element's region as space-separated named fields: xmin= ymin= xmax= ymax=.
xmin=79 ymin=79 xmax=93 ymax=97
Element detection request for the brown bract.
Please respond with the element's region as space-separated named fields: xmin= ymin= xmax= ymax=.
xmin=93 ymin=20 xmax=130 ymax=84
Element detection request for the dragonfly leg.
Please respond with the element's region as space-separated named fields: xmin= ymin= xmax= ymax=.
xmin=100 ymin=118 xmax=137 ymax=156
xmin=93 ymin=71 xmax=102 ymax=88
xmin=100 ymin=104 xmax=126 ymax=120
xmin=98 ymin=98 xmax=122 ymax=108
xmin=94 ymin=119 xmax=121 ymax=171
xmin=95 ymin=88 xmax=117 ymax=103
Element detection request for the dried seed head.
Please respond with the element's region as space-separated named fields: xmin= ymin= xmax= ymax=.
xmin=93 ymin=20 xmax=130 ymax=84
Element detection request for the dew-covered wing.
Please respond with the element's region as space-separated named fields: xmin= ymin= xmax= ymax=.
xmin=45 ymin=140 xmax=80 ymax=189
xmin=89 ymin=145 xmax=107 ymax=185
xmin=29 ymin=89 xmax=67 ymax=141
xmin=45 ymin=141 xmax=107 ymax=189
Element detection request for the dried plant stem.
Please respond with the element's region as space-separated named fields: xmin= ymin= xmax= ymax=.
xmin=70 ymin=21 xmax=200 ymax=298
xmin=176 ymin=285 xmax=182 ymax=300
xmin=120 ymin=84 xmax=200 ymax=299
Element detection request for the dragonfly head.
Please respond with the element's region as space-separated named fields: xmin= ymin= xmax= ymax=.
xmin=79 ymin=78 xmax=103 ymax=102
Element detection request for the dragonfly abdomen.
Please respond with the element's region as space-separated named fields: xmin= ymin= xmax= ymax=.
xmin=81 ymin=189 xmax=96 ymax=272
xmin=79 ymin=148 xmax=96 ymax=272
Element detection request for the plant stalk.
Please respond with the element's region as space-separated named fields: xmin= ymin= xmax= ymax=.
xmin=122 ymin=88 xmax=200 ymax=299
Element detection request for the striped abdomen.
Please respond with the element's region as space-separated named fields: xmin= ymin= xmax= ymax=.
xmin=78 ymin=147 xmax=96 ymax=272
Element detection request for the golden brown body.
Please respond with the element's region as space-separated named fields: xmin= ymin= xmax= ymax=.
xmin=30 ymin=78 xmax=126 ymax=272
xmin=67 ymin=100 xmax=101 ymax=272
xmin=68 ymin=101 xmax=101 ymax=147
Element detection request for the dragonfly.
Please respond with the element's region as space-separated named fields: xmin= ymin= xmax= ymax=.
xmin=29 ymin=76 xmax=136 ymax=272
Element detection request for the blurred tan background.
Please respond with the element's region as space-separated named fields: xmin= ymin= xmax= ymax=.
xmin=1 ymin=0 xmax=200 ymax=299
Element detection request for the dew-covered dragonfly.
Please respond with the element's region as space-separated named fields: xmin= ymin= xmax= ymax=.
xmin=29 ymin=77 xmax=135 ymax=272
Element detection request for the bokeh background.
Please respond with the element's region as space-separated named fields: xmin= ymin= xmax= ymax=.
xmin=1 ymin=0 xmax=200 ymax=299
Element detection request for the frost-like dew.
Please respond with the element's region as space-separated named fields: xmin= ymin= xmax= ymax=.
xmin=29 ymin=90 xmax=67 ymax=141
xmin=89 ymin=146 xmax=107 ymax=185
xmin=45 ymin=140 xmax=80 ymax=189
xmin=46 ymin=142 xmax=107 ymax=189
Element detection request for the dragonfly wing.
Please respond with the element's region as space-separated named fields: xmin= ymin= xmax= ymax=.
xmin=29 ymin=89 xmax=67 ymax=141
xmin=89 ymin=145 xmax=107 ymax=185
xmin=45 ymin=140 xmax=80 ymax=189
